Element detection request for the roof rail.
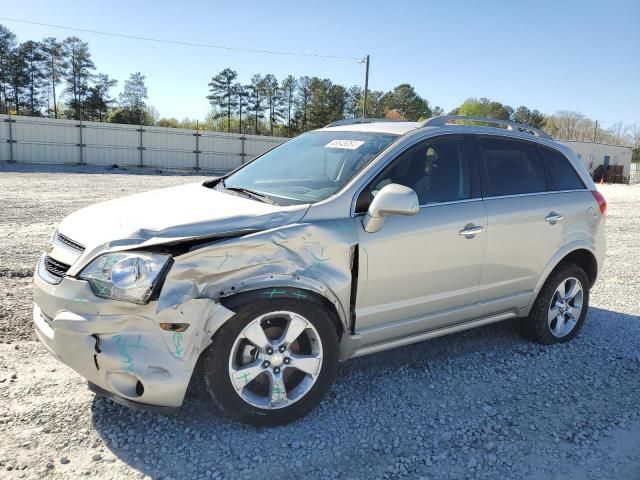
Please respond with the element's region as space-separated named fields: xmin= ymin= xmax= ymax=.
xmin=420 ymin=115 xmax=552 ymax=140
xmin=325 ymin=117 xmax=405 ymax=128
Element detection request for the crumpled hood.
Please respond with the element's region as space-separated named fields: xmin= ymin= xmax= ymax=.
xmin=57 ymin=182 xmax=309 ymax=250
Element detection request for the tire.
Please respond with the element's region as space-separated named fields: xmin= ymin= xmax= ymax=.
xmin=519 ymin=262 xmax=590 ymax=345
xmin=201 ymin=295 xmax=339 ymax=427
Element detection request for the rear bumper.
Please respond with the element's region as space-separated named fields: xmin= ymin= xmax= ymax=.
xmin=32 ymin=260 xmax=234 ymax=410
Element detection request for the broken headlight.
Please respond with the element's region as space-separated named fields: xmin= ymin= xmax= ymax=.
xmin=79 ymin=252 xmax=172 ymax=304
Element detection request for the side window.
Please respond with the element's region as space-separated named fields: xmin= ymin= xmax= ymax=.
xmin=539 ymin=147 xmax=586 ymax=191
xmin=356 ymin=136 xmax=472 ymax=212
xmin=479 ymin=137 xmax=548 ymax=197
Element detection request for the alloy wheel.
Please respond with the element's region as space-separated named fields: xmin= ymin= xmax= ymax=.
xmin=548 ymin=277 xmax=584 ymax=338
xmin=228 ymin=311 xmax=323 ymax=409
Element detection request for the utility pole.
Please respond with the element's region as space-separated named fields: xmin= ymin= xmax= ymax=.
xmin=362 ymin=54 xmax=370 ymax=118
xmin=593 ymin=120 xmax=598 ymax=142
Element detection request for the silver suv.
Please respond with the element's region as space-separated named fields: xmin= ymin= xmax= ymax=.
xmin=33 ymin=116 xmax=606 ymax=426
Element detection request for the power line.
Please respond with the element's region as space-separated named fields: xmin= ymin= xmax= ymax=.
xmin=0 ymin=16 xmax=364 ymax=61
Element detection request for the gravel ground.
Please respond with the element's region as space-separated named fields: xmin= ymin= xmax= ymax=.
xmin=0 ymin=163 xmax=639 ymax=480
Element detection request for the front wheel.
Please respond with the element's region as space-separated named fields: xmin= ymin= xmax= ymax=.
xmin=201 ymin=296 xmax=339 ymax=427
xmin=519 ymin=263 xmax=590 ymax=344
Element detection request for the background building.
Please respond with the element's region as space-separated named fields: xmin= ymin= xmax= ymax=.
xmin=559 ymin=140 xmax=633 ymax=181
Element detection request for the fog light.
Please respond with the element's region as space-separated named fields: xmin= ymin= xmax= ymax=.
xmin=159 ymin=323 xmax=189 ymax=332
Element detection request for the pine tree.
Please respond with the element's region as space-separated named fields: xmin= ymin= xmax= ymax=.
xmin=62 ymin=36 xmax=95 ymax=120
xmin=307 ymin=77 xmax=332 ymax=129
xmin=0 ymin=25 xmax=18 ymax=114
xmin=345 ymin=86 xmax=362 ymax=118
xmin=19 ymin=40 xmax=46 ymax=115
xmin=247 ymin=74 xmax=264 ymax=134
xmin=206 ymin=68 xmax=238 ymax=133
xmin=281 ymin=75 xmax=297 ymax=136
xmin=113 ymin=72 xmax=149 ymax=124
xmin=85 ymin=73 xmax=117 ymax=121
xmin=233 ymin=83 xmax=248 ymax=134
xmin=7 ymin=49 xmax=28 ymax=115
xmin=41 ymin=37 xmax=66 ymax=118
xmin=295 ymin=76 xmax=311 ymax=132
xmin=262 ymin=74 xmax=282 ymax=136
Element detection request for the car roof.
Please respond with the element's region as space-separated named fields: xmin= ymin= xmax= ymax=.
xmin=318 ymin=121 xmax=420 ymax=135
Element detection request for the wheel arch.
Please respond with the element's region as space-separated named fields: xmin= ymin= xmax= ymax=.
xmin=527 ymin=245 xmax=599 ymax=315
xmin=558 ymin=249 xmax=598 ymax=288
xmin=219 ymin=285 xmax=346 ymax=341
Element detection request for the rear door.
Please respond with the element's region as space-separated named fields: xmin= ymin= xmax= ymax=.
xmin=474 ymin=136 xmax=566 ymax=316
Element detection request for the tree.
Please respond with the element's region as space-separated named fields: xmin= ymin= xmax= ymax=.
xmin=246 ymin=74 xmax=264 ymax=134
xmin=157 ymin=117 xmax=180 ymax=128
xmin=327 ymin=84 xmax=347 ymax=122
xmin=281 ymin=75 xmax=297 ymax=136
xmin=85 ymin=73 xmax=117 ymax=121
xmin=62 ymin=36 xmax=95 ymax=119
xmin=514 ymin=106 xmax=545 ymax=128
xmin=41 ymin=37 xmax=65 ymax=118
xmin=381 ymin=83 xmax=431 ymax=120
xmin=206 ymin=68 xmax=238 ymax=133
xmin=262 ymin=74 xmax=282 ymax=136
xmin=0 ymin=25 xmax=18 ymax=114
xmin=307 ymin=77 xmax=331 ymax=129
xmin=233 ymin=83 xmax=247 ymax=133
xmin=629 ymin=124 xmax=640 ymax=149
xmin=6 ymin=48 xmax=28 ymax=115
xmin=19 ymin=40 xmax=46 ymax=115
xmin=357 ymin=90 xmax=385 ymax=118
xmin=113 ymin=72 xmax=149 ymax=124
xmin=294 ymin=76 xmax=311 ymax=132
xmin=345 ymin=85 xmax=362 ymax=118
xmin=457 ymin=97 xmax=511 ymax=120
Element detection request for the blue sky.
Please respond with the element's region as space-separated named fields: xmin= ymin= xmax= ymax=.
xmin=2 ymin=0 xmax=639 ymax=126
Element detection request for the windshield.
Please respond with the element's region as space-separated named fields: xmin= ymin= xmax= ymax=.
xmin=221 ymin=131 xmax=398 ymax=205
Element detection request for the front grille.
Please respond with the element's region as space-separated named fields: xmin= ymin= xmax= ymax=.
xmin=44 ymin=255 xmax=71 ymax=278
xmin=56 ymin=232 xmax=85 ymax=252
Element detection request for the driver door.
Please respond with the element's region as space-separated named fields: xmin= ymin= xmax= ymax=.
xmin=354 ymin=135 xmax=487 ymax=346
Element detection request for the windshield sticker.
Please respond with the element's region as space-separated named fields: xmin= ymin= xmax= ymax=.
xmin=325 ymin=139 xmax=365 ymax=150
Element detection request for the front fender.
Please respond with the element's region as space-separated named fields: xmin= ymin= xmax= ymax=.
xmin=157 ymin=220 xmax=358 ymax=332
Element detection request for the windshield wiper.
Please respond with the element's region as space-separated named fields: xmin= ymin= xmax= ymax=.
xmin=224 ymin=185 xmax=276 ymax=205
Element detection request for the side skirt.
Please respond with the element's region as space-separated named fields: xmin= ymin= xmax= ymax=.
xmin=346 ymin=311 xmax=517 ymax=359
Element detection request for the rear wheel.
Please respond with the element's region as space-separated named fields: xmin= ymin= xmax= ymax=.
xmin=519 ymin=263 xmax=590 ymax=344
xmin=201 ymin=296 xmax=338 ymax=426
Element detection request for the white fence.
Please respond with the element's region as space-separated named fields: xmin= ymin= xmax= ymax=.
xmin=630 ymin=163 xmax=640 ymax=185
xmin=0 ymin=114 xmax=286 ymax=173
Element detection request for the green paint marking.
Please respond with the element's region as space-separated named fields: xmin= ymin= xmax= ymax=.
xmin=291 ymin=290 xmax=307 ymax=299
xmin=272 ymin=385 xmax=284 ymax=400
xmin=210 ymin=252 xmax=233 ymax=270
xmin=113 ymin=334 xmax=144 ymax=372
xmin=262 ymin=288 xmax=287 ymax=299
xmin=172 ymin=332 xmax=183 ymax=357
xmin=306 ymin=246 xmax=329 ymax=262
xmin=236 ymin=372 xmax=251 ymax=385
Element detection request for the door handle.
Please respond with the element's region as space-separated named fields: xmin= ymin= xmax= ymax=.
xmin=545 ymin=213 xmax=564 ymax=225
xmin=459 ymin=224 xmax=484 ymax=237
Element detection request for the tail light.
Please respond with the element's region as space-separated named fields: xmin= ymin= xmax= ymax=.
xmin=591 ymin=190 xmax=607 ymax=218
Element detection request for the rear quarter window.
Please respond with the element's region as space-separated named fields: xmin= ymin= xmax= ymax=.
xmin=539 ymin=147 xmax=586 ymax=191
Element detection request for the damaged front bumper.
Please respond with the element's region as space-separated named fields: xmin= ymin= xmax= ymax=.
xmin=32 ymin=263 xmax=234 ymax=411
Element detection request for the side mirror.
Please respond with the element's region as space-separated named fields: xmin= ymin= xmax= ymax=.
xmin=363 ymin=183 xmax=419 ymax=233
